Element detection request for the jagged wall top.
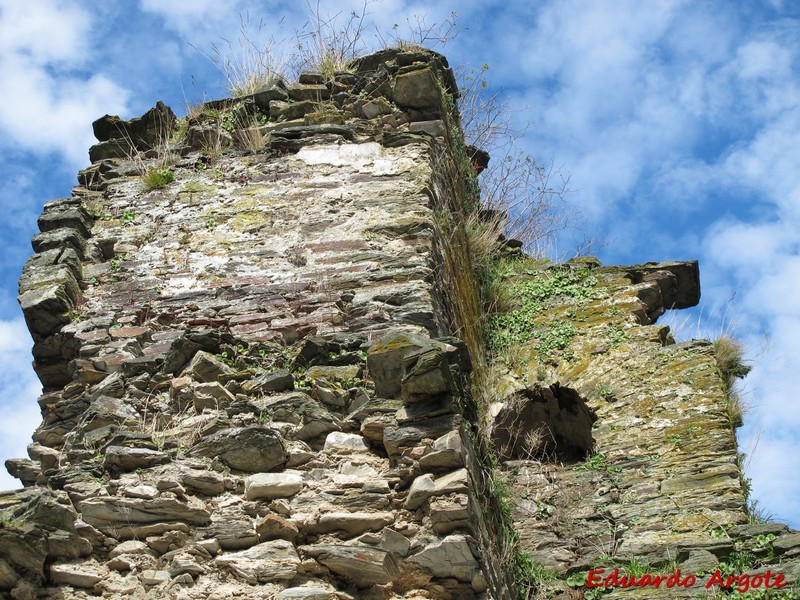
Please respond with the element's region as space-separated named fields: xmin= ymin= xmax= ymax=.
xmin=86 ymin=48 xmax=460 ymax=165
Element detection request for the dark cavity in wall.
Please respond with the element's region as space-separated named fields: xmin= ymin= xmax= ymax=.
xmin=491 ymin=384 xmax=596 ymax=463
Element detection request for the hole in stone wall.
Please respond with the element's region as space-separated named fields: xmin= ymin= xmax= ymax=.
xmin=491 ymin=383 xmax=596 ymax=463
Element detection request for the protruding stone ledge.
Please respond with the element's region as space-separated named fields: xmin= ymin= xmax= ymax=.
xmin=628 ymin=260 xmax=701 ymax=309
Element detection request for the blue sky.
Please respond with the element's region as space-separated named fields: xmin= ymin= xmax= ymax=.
xmin=0 ymin=0 xmax=797 ymax=528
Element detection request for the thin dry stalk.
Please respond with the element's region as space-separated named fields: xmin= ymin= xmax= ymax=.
xmin=110 ymin=113 xmax=178 ymax=190
xmin=190 ymin=13 xmax=286 ymax=97
xmin=233 ymin=124 xmax=267 ymax=153
xmin=457 ymin=64 xmax=575 ymax=255
xmin=373 ymin=11 xmax=459 ymax=51
xmin=291 ymin=0 xmax=375 ymax=78
xmin=464 ymin=209 xmax=506 ymax=274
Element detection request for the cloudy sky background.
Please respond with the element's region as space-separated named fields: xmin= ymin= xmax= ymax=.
xmin=0 ymin=0 xmax=797 ymax=528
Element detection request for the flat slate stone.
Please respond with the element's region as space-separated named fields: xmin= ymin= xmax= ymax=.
xmin=80 ymin=496 xmax=211 ymax=527
xmin=215 ymin=539 xmax=300 ymax=584
xmin=104 ymin=446 xmax=170 ymax=471
xmin=407 ymin=534 xmax=479 ymax=582
xmin=189 ymin=426 xmax=287 ymax=473
xmin=302 ymin=544 xmax=399 ymax=587
xmin=323 ymin=431 xmax=369 ymax=454
xmin=245 ymin=473 xmax=304 ymax=500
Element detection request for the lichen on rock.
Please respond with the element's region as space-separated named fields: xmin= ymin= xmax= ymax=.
xmin=6 ymin=46 xmax=798 ymax=600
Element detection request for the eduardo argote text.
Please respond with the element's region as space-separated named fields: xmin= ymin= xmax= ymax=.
xmin=587 ymin=567 xmax=788 ymax=593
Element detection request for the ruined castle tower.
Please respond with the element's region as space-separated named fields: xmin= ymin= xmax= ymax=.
xmin=5 ymin=49 xmax=799 ymax=599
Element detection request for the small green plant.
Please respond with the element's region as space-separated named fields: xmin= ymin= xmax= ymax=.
xmin=718 ymin=550 xmax=756 ymax=576
xmin=0 ymin=514 xmax=26 ymax=529
xmin=215 ymin=351 xmax=234 ymax=367
xmin=295 ymin=375 xmax=312 ymax=390
xmin=535 ymin=320 xmax=578 ymax=360
xmin=605 ymin=324 xmax=627 ymax=347
xmin=577 ymin=452 xmax=622 ymax=477
xmin=621 ymin=558 xmax=652 ymax=578
xmin=259 ymin=411 xmax=271 ymax=423
xmin=714 ymin=335 xmax=751 ymax=431
xmin=752 ymin=532 xmax=777 ymax=547
xmin=204 ymin=107 xmax=238 ymax=133
xmin=122 ymin=209 xmax=136 ymax=224
xmin=513 ymin=550 xmax=563 ymax=599
xmin=579 ymin=452 xmax=609 ymax=471
xmin=711 ymin=526 xmax=731 ymax=539
xmin=109 ymin=254 xmax=128 ymax=273
xmin=142 ymin=166 xmax=175 ymax=190
xmin=170 ymin=117 xmax=189 ymax=144
xmin=714 ymin=336 xmax=751 ymax=387
xmin=205 ymin=218 xmax=217 ymax=229
xmin=595 ymin=383 xmax=614 ymax=399
xmin=566 ymin=572 xmax=610 ymax=599
xmin=81 ymin=201 xmax=104 ymax=219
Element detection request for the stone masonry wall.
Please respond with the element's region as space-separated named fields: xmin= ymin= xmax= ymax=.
xmin=6 ymin=46 xmax=800 ymax=600
xmin=6 ymin=49 xmax=513 ymax=600
xmin=485 ymin=258 xmax=800 ymax=597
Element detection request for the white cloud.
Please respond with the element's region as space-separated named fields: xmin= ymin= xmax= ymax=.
xmin=139 ymin=0 xmax=226 ymax=20
xmin=0 ymin=318 xmax=42 ymax=491
xmin=706 ymin=220 xmax=792 ymax=271
xmin=742 ymin=261 xmax=800 ymax=326
xmin=0 ymin=0 xmax=131 ymax=168
xmin=737 ymin=40 xmax=792 ymax=81
xmin=0 ymin=62 xmax=129 ymax=167
xmin=138 ymin=0 xmax=281 ymax=45
xmin=0 ymin=0 xmax=88 ymax=63
xmin=740 ymin=425 xmax=800 ymax=525
xmin=721 ymin=117 xmax=800 ymax=210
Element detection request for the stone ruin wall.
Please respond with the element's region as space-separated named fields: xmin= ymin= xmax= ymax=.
xmin=4 ymin=48 xmax=800 ymax=599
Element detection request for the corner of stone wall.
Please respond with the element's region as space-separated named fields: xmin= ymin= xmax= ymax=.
xmin=9 ymin=46 xmax=798 ymax=600
xmin=4 ymin=47 xmax=523 ymax=600
xmin=481 ymin=257 xmax=800 ymax=597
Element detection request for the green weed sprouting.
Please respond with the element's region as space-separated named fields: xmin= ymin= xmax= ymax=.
xmin=713 ymin=335 xmax=751 ymax=433
xmin=485 ymin=265 xmax=598 ymax=357
xmin=605 ymin=323 xmax=627 ymax=347
xmin=713 ymin=336 xmax=751 ymax=391
xmin=142 ymin=166 xmax=175 ymax=190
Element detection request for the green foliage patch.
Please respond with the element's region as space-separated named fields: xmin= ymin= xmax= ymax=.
xmin=485 ymin=265 xmax=599 ymax=358
xmin=142 ymin=166 xmax=175 ymax=190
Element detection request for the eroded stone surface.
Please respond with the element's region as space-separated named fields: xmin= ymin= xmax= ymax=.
xmin=215 ymin=540 xmax=300 ymax=584
xmin=490 ymin=260 xmax=799 ymax=595
xmin=9 ymin=46 xmax=797 ymax=600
